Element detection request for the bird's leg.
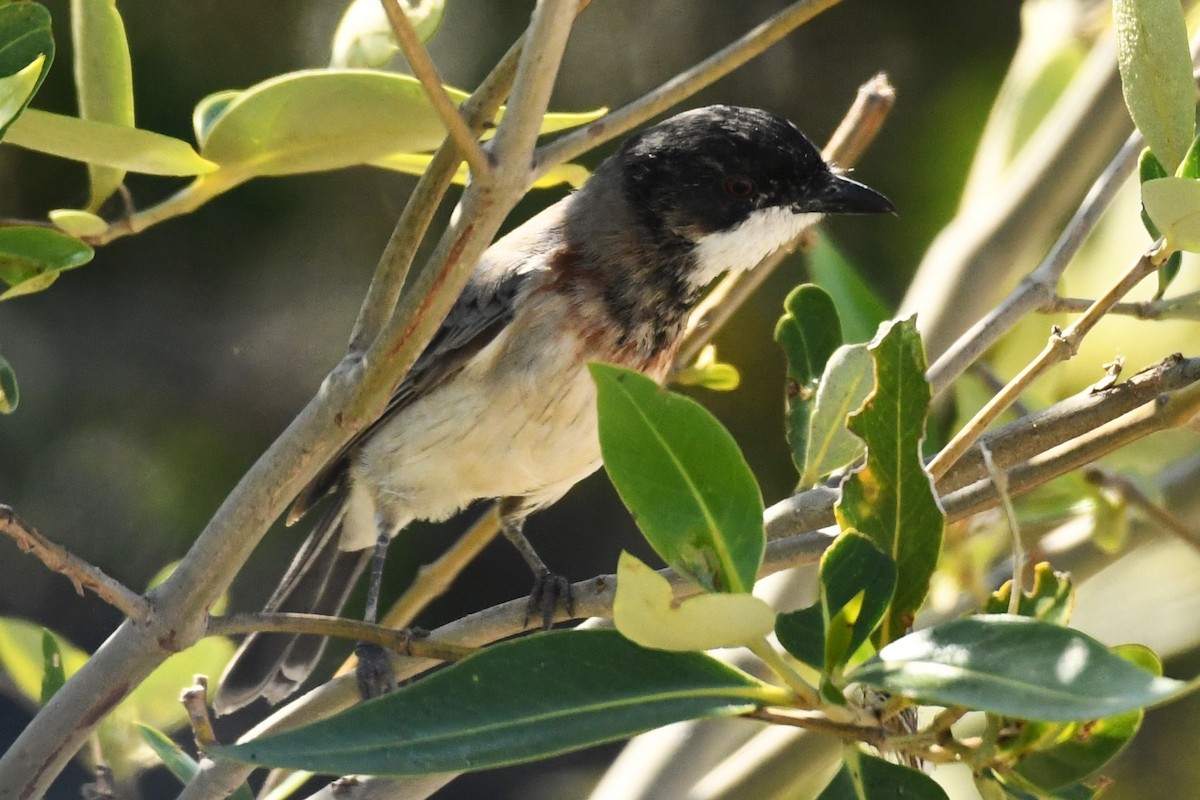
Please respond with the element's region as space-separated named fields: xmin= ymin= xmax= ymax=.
xmin=354 ymin=526 xmax=397 ymax=701
xmin=497 ymin=497 xmax=574 ymax=629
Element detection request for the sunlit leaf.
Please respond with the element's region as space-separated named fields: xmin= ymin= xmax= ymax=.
xmin=330 ymin=0 xmax=445 ymax=68
xmin=214 ymin=630 xmax=781 ymax=776
xmin=1114 ymin=0 xmax=1195 ymax=172
xmin=985 ymin=562 xmax=1074 ymax=625
xmin=5 ymin=109 xmax=217 ymax=175
xmin=775 ymin=284 xmax=842 ymax=477
xmin=613 ymin=552 xmax=775 ymax=651
xmin=48 ymin=209 xmax=108 ymax=238
xmin=848 ymin=615 xmax=1186 ymax=721
xmin=372 ymin=150 xmax=590 ymax=189
xmin=0 ymin=618 xmax=88 ymax=704
xmin=1141 ymin=177 xmax=1200 ymax=253
xmin=800 ymin=343 xmax=873 ymax=486
xmin=71 ymin=0 xmax=135 ymax=209
xmin=591 ymin=363 xmax=764 ymax=593
xmin=0 ymin=55 xmax=44 ymax=137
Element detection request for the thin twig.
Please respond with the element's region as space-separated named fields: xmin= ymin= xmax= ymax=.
xmin=1044 ymin=293 xmax=1200 ymax=321
xmin=180 ymin=676 xmax=217 ymax=750
xmin=925 ymin=130 xmax=1144 ymax=396
xmin=379 ymin=0 xmax=490 ymax=178
xmin=0 ymin=505 xmax=152 ymax=624
xmin=533 ymin=0 xmax=846 ymax=176
xmin=1084 ymin=466 xmax=1200 ymax=554
xmin=208 ymin=612 xmax=474 ymax=662
xmin=980 ymin=443 xmax=1023 ymax=613
xmin=674 ymin=73 xmax=896 ymax=369
xmin=927 ymin=249 xmax=1159 ymax=480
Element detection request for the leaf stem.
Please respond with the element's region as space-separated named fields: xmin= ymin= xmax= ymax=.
xmin=747 ymin=638 xmax=820 ymax=708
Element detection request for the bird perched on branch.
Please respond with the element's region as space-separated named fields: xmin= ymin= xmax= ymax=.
xmin=215 ymin=104 xmax=893 ymax=714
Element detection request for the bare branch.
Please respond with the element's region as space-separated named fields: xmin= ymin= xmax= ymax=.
xmin=1044 ymin=292 xmax=1200 ymax=321
xmin=0 ymin=505 xmax=152 ymax=624
xmin=379 ymin=0 xmax=490 ymax=178
xmin=180 ymin=676 xmax=217 ymax=750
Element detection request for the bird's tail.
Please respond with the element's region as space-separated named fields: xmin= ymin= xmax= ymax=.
xmin=213 ymin=491 xmax=371 ymax=715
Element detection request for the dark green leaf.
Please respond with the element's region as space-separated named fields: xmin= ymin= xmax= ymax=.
xmin=834 ymin=318 xmax=942 ymax=643
xmin=985 ymin=563 xmax=1074 ymax=625
xmin=137 ymin=724 xmax=255 ymax=800
xmin=775 ymin=284 xmax=842 ymax=476
xmin=848 ymin=615 xmax=1186 ymax=721
xmin=0 ymin=226 xmax=93 ymax=299
xmin=820 ymin=532 xmax=896 ymax=672
xmin=38 ymin=629 xmax=65 ymax=705
xmin=0 ymin=352 xmax=16 ymax=413
xmin=70 ymin=0 xmax=135 ymax=209
xmin=817 ymin=748 xmax=949 ymax=799
xmin=1115 ymin=0 xmax=1195 ymax=172
xmin=806 ymin=237 xmax=889 ymax=343
xmin=1139 ymin=148 xmax=1168 ymax=240
xmin=591 ymin=363 xmax=764 ymax=593
xmin=0 ymin=1 xmax=53 ymax=138
xmin=776 ymin=604 xmax=825 ymax=669
xmin=215 ymin=630 xmax=777 ymax=776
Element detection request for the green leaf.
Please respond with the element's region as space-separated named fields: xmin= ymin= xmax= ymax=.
xmin=214 ymin=630 xmax=781 ymax=777
xmin=613 ymin=552 xmax=775 ymax=651
xmin=5 ymin=109 xmax=217 ymax=175
xmin=1139 ymin=148 xmax=1168 ymax=240
xmin=331 ymin=0 xmax=445 ymax=68
xmin=820 ymin=532 xmax=896 ymax=673
xmin=0 ymin=618 xmax=88 ymax=704
xmin=775 ymin=604 xmax=825 ymax=669
xmin=985 ymin=562 xmax=1074 ymax=625
xmin=800 ymin=343 xmax=873 ymax=486
xmin=591 ymin=363 xmax=764 ymax=593
xmin=806 ymin=237 xmax=889 ymax=343
xmin=1114 ymin=0 xmax=1195 ymax=172
xmin=48 ymin=208 xmax=107 ymax=238
xmin=1177 ymin=132 xmax=1200 ymax=180
xmin=1141 ymin=176 xmax=1200 ymax=253
xmin=196 ymin=69 xmax=604 ymax=179
xmin=0 ymin=226 xmax=94 ymax=299
xmin=848 ymin=615 xmax=1186 ymax=722
xmin=0 ymin=1 xmax=53 ymax=138
xmin=1154 ymin=250 xmax=1182 ymax=300
xmin=0 ymin=55 xmax=44 ymax=137
xmin=137 ymin=724 xmax=255 ymax=800
xmin=834 ymin=318 xmax=942 ymax=644
xmin=817 ymin=748 xmax=949 ymax=799
xmin=38 ymin=629 xmax=65 ymax=705
xmin=71 ymin=0 xmax=135 ymax=209
xmin=775 ymin=284 xmax=843 ymax=477
xmin=0 ymin=352 xmax=17 ymax=413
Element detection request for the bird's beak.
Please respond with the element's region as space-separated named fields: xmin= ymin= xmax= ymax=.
xmin=797 ymin=172 xmax=895 ymax=215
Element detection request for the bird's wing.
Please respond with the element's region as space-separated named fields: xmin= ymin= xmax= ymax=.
xmin=287 ymin=262 xmax=535 ymax=523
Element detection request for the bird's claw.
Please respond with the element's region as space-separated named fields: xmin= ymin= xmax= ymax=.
xmin=525 ymin=570 xmax=574 ymax=629
xmin=354 ymin=641 xmax=398 ymax=700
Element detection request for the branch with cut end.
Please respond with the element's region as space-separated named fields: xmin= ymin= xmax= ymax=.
xmin=0 ymin=505 xmax=152 ymax=624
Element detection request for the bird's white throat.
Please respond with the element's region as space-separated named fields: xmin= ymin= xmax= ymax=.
xmin=691 ymin=208 xmax=821 ymax=286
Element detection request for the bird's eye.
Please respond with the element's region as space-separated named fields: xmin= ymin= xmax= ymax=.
xmin=722 ymin=177 xmax=755 ymax=198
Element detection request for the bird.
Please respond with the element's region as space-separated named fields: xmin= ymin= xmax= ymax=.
xmin=213 ymin=104 xmax=894 ymax=715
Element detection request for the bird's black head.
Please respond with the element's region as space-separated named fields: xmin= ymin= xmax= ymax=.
xmin=616 ymin=105 xmax=893 ymax=283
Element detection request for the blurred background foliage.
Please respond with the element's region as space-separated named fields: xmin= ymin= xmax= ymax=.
xmin=2 ymin=1 xmax=1199 ymax=798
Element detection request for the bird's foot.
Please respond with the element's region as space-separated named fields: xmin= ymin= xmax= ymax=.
xmin=354 ymin=641 xmax=398 ymax=700
xmin=524 ymin=570 xmax=574 ymax=629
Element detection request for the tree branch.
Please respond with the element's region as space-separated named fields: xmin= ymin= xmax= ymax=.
xmin=532 ymin=0 xmax=846 ymax=177
xmin=0 ymin=505 xmax=151 ymax=624
xmin=379 ymin=0 xmax=490 ymax=178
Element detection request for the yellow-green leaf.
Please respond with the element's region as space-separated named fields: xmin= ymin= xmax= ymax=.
xmin=0 ymin=55 xmax=44 ymax=135
xmin=71 ymin=0 xmax=135 ymax=209
xmin=0 ymin=352 xmax=17 ymax=413
xmin=330 ymin=0 xmax=445 ymax=68
xmin=1141 ymin=176 xmax=1200 ymax=253
xmin=372 ymin=151 xmax=589 ymax=189
xmin=48 ymin=209 xmax=108 ymax=238
xmin=613 ymin=552 xmax=774 ymax=651
xmin=5 ymin=109 xmax=217 ymax=175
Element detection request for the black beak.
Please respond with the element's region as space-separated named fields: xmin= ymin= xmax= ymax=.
xmin=797 ymin=172 xmax=895 ymax=215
